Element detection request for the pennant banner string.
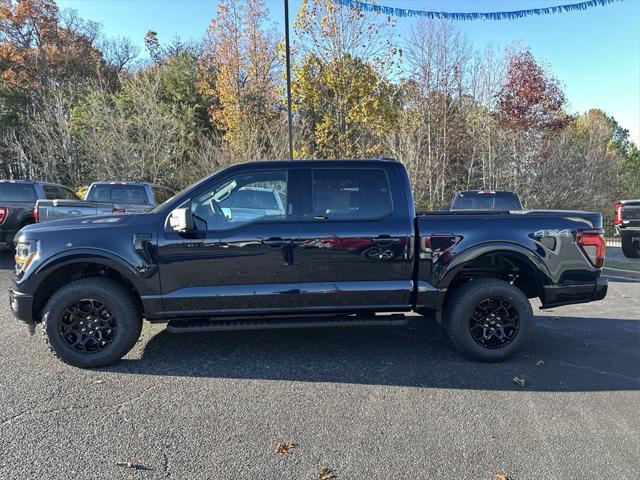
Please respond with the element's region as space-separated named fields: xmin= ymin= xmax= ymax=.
xmin=332 ymin=0 xmax=622 ymax=21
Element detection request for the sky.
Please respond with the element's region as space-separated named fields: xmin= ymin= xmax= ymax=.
xmin=56 ymin=0 xmax=640 ymax=144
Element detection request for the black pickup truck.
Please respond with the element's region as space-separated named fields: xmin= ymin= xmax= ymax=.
xmin=9 ymin=160 xmax=607 ymax=368
xmin=1 ymin=180 xmax=79 ymax=248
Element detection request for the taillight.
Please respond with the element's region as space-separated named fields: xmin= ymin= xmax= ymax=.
xmin=33 ymin=206 xmax=39 ymax=223
xmin=0 ymin=207 xmax=7 ymax=224
xmin=576 ymin=229 xmax=605 ymax=268
xmin=614 ymin=202 xmax=623 ymax=225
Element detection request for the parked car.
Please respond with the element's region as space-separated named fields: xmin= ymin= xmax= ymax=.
xmin=0 ymin=179 xmax=79 ymax=248
xmin=35 ymin=181 xmax=174 ymax=223
xmin=10 ymin=160 xmax=607 ymax=368
xmin=614 ymin=199 xmax=640 ymax=258
xmin=451 ymin=189 xmax=524 ymax=211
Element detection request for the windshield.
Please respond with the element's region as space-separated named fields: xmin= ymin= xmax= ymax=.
xmin=451 ymin=192 xmax=523 ymax=210
xmin=87 ymin=184 xmax=149 ymax=205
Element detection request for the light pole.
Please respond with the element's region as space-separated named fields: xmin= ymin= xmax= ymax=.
xmin=284 ymin=0 xmax=294 ymax=160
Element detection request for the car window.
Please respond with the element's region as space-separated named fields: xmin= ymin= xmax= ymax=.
xmin=60 ymin=187 xmax=79 ymax=200
xmin=43 ymin=185 xmax=61 ymax=200
xmin=452 ymin=192 xmax=522 ymax=210
xmin=311 ymin=169 xmax=391 ymax=220
xmin=0 ymin=183 xmax=37 ymax=202
xmin=87 ymin=185 xmax=149 ymax=205
xmin=192 ymin=170 xmax=287 ymax=231
xmin=152 ymin=187 xmax=173 ymax=205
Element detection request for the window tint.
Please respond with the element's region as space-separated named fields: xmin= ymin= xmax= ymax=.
xmin=192 ymin=170 xmax=287 ymax=231
xmin=43 ymin=185 xmax=61 ymax=199
xmin=152 ymin=187 xmax=173 ymax=205
xmin=61 ymin=187 xmax=79 ymax=200
xmin=87 ymin=185 xmax=149 ymax=205
xmin=0 ymin=183 xmax=37 ymax=202
xmin=451 ymin=192 xmax=522 ymax=210
xmin=311 ymin=169 xmax=391 ymax=219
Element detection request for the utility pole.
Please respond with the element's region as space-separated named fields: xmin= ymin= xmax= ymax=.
xmin=284 ymin=0 xmax=294 ymax=160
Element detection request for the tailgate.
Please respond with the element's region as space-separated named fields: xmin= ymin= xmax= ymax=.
xmin=36 ymin=199 xmax=110 ymax=222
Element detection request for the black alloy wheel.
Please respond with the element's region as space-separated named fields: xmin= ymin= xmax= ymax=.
xmin=59 ymin=299 xmax=118 ymax=353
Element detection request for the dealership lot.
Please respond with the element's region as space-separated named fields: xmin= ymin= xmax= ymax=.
xmin=0 ymin=249 xmax=638 ymax=480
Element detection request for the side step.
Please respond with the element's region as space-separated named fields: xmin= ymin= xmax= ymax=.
xmin=166 ymin=314 xmax=409 ymax=333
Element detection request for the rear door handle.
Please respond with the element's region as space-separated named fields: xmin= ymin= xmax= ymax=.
xmin=373 ymin=235 xmax=401 ymax=245
xmin=262 ymin=237 xmax=291 ymax=247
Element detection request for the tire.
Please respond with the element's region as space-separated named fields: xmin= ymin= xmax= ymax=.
xmin=621 ymin=236 xmax=640 ymax=258
xmin=42 ymin=278 xmax=142 ymax=368
xmin=444 ymin=278 xmax=534 ymax=362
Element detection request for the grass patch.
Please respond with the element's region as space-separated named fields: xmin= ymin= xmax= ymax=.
xmin=605 ymin=259 xmax=640 ymax=272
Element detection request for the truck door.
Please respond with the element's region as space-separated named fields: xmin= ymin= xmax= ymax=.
xmin=157 ymin=168 xmax=300 ymax=317
xmin=297 ymin=166 xmax=414 ymax=311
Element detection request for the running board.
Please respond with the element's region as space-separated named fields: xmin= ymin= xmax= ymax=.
xmin=166 ymin=314 xmax=409 ymax=333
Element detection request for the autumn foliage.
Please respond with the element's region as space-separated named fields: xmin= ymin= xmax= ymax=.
xmin=0 ymin=0 xmax=638 ymax=213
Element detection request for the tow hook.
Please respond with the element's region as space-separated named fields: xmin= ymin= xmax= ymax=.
xmin=27 ymin=323 xmax=36 ymax=336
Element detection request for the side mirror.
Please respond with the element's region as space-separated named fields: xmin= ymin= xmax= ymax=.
xmin=168 ymin=207 xmax=194 ymax=232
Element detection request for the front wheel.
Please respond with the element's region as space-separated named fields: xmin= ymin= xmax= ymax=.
xmin=42 ymin=278 xmax=142 ymax=368
xmin=621 ymin=236 xmax=640 ymax=258
xmin=444 ymin=279 xmax=534 ymax=362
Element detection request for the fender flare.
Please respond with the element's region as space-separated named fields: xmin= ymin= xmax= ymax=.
xmin=439 ymin=241 xmax=552 ymax=289
xmin=29 ymin=248 xmax=150 ymax=295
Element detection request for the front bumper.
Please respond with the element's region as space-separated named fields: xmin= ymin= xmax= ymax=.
xmin=540 ymin=277 xmax=608 ymax=309
xmin=8 ymin=288 xmax=35 ymax=324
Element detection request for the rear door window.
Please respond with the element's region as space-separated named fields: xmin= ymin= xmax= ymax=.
xmin=60 ymin=187 xmax=79 ymax=200
xmin=151 ymin=186 xmax=173 ymax=205
xmin=43 ymin=185 xmax=61 ymax=200
xmin=310 ymin=169 xmax=392 ymax=220
xmin=87 ymin=185 xmax=149 ymax=205
xmin=0 ymin=183 xmax=37 ymax=202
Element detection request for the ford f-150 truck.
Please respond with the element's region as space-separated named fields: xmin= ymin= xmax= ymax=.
xmin=9 ymin=160 xmax=608 ymax=368
xmin=35 ymin=181 xmax=174 ymax=223
xmin=1 ymin=180 xmax=79 ymax=248
xmin=614 ymin=199 xmax=640 ymax=258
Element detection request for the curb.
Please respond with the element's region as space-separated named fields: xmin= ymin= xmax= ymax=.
xmin=602 ymin=267 xmax=640 ymax=281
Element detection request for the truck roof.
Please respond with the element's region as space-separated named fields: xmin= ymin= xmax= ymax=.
xmin=0 ymin=179 xmax=63 ymax=186
xmin=89 ymin=181 xmax=170 ymax=189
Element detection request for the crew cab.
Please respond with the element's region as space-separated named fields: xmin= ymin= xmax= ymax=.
xmin=614 ymin=200 xmax=640 ymax=258
xmin=1 ymin=180 xmax=79 ymax=248
xmin=9 ymin=160 xmax=608 ymax=368
xmin=35 ymin=181 xmax=174 ymax=223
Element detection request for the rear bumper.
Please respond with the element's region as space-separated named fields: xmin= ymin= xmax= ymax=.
xmin=8 ymin=288 xmax=34 ymax=324
xmin=540 ymin=278 xmax=608 ymax=309
xmin=616 ymin=225 xmax=640 ymax=237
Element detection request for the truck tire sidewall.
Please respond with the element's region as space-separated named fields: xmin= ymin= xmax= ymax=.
xmin=621 ymin=236 xmax=640 ymax=258
xmin=445 ymin=279 xmax=533 ymax=362
xmin=42 ymin=279 xmax=141 ymax=368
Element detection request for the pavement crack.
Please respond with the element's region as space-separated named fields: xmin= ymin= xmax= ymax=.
xmin=116 ymin=386 xmax=158 ymax=422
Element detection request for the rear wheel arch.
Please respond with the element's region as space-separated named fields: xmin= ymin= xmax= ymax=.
xmin=441 ymin=246 xmax=549 ymax=309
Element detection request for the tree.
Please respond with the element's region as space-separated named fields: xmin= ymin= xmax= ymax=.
xmin=292 ymin=0 xmax=398 ymax=159
xmin=197 ymin=0 xmax=283 ymax=158
xmin=497 ymin=48 xmax=567 ymax=131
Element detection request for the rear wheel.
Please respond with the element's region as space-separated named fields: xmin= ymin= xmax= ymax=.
xmin=42 ymin=278 xmax=142 ymax=368
xmin=621 ymin=236 xmax=640 ymax=258
xmin=445 ymin=279 xmax=534 ymax=362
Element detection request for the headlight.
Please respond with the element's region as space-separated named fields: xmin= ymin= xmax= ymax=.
xmin=15 ymin=239 xmax=39 ymax=274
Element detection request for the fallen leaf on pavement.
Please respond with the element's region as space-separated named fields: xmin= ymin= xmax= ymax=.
xmin=536 ymin=360 xmax=544 ymax=366
xmin=319 ymin=467 xmax=337 ymax=479
xmin=274 ymin=442 xmax=296 ymax=455
xmin=495 ymin=474 xmax=510 ymax=480
xmin=115 ymin=461 xmax=134 ymax=468
xmin=92 ymin=379 xmax=104 ymax=384
xmin=513 ymin=376 xmax=526 ymax=386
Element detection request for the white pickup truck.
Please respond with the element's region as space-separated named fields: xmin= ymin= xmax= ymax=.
xmin=35 ymin=182 xmax=174 ymax=223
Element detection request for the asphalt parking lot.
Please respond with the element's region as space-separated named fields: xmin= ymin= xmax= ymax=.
xmin=0 ymin=249 xmax=638 ymax=480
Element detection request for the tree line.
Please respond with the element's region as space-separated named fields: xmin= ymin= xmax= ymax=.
xmin=1 ymin=0 xmax=638 ymax=214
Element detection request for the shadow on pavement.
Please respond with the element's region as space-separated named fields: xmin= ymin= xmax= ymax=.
xmin=112 ymin=314 xmax=640 ymax=392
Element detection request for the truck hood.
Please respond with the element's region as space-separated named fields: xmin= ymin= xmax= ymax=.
xmin=19 ymin=213 xmax=158 ymax=238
